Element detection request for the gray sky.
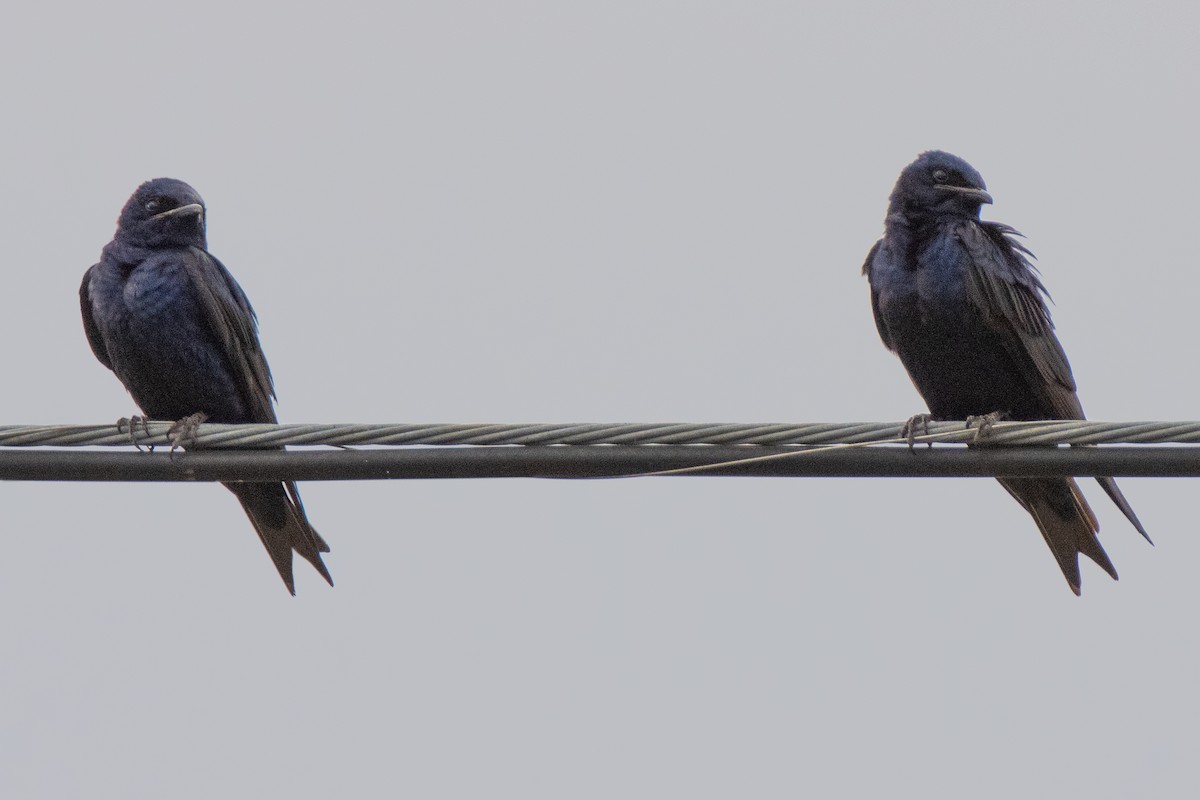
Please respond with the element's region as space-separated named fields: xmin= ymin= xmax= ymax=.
xmin=3 ymin=1 xmax=1198 ymax=797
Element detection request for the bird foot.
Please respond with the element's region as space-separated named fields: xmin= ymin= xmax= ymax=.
xmin=167 ymin=412 xmax=208 ymax=455
xmin=901 ymin=413 xmax=935 ymax=450
xmin=965 ymin=411 xmax=1006 ymax=442
xmin=117 ymin=415 xmax=151 ymax=452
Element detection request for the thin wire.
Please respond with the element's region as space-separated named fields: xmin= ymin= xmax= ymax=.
xmin=1 ymin=444 xmax=1199 ymax=482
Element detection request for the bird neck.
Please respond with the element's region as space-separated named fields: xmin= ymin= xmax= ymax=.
xmin=886 ymin=203 xmax=977 ymax=236
xmin=112 ymin=230 xmax=207 ymax=254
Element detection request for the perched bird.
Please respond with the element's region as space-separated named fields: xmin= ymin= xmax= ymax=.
xmin=80 ymin=178 xmax=331 ymax=594
xmin=862 ymin=150 xmax=1150 ymax=594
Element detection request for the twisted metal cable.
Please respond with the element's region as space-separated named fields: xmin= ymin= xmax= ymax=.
xmin=0 ymin=420 xmax=1195 ymax=483
xmin=5 ymin=420 xmax=1200 ymax=449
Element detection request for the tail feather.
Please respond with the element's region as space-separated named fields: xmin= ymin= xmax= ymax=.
xmin=1094 ymin=476 xmax=1153 ymax=545
xmin=1064 ymin=444 xmax=1152 ymax=544
xmin=281 ymin=481 xmax=331 ymax=554
xmin=998 ymin=477 xmax=1116 ymax=595
xmin=225 ymin=481 xmax=333 ymax=594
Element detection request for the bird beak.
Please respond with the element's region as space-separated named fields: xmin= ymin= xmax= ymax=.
xmin=938 ymin=185 xmax=993 ymax=205
xmin=152 ymin=203 xmax=205 ymax=220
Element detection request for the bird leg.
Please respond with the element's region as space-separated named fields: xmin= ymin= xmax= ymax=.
xmin=901 ymin=413 xmax=934 ymax=450
xmin=965 ymin=410 xmax=1006 ymax=442
xmin=117 ymin=415 xmax=151 ymax=452
xmin=167 ymin=412 xmax=208 ymax=455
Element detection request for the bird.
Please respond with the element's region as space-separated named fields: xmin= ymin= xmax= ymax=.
xmin=80 ymin=178 xmax=332 ymax=594
xmin=862 ymin=150 xmax=1150 ymax=594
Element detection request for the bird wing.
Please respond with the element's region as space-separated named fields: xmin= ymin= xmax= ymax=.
xmin=957 ymin=221 xmax=1083 ymax=419
xmin=179 ymin=249 xmax=278 ymax=424
xmin=177 ymin=250 xmax=332 ymax=589
xmin=79 ymin=265 xmax=114 ymax=370
xmin=962 ymin=222 xmax=1152 ymax=543
xmin=861 ymin=239 xmax=894 ymax=351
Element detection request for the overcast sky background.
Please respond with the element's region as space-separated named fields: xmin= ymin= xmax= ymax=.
xmin=2 ymin=2 xmax=1197 ymax=797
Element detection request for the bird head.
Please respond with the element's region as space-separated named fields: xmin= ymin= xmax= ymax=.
xmin=116 ymin=178 xmax=208 ymax=249
xmin=888 ymin=150 xmax=993 ymax=221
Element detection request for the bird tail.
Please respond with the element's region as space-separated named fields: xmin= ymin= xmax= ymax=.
xmin=1065 ymin=445 xmax=1152 ymax=544
xmin=224 ymin=481 xmax=333 ymax=595
xmin=1094 ymin=476 xmax=1153 ymax=544
xmin=997 ymin=477 xmax=1116 ymax=595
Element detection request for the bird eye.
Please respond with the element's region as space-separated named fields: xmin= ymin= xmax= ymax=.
xmin=931 ymin=169 xmax=950 ymax=183
xmin=145 ymin=198 xmax=162 ymax=213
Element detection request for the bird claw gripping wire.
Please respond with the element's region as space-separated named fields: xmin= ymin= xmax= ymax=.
xmin=167 ymin=412 xmax=208 ymax=456
xmin=901 ymin=413 xmax=934 ymax=450
xmin=965 ymin=411 xmax=1006 ymax=443
xmin=116 ymin=415 xmax=152 ymax=452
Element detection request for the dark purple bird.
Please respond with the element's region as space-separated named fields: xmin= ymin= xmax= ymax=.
xmin=80 ymin=178 xmax=331 ymax=594
xmin=862 ymin=150 xmax=1150 ymax=594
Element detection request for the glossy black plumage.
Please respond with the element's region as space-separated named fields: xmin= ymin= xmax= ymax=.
xmin=863 ymin=151 xmax=1149 ymax=594
xmin=81 ymin=178 xmax=331 ymax=594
